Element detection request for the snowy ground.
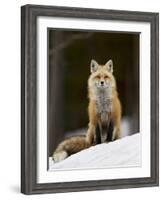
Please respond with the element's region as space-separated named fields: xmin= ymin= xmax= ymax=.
xmin=49 ymin=133 xmax=141 ymax=170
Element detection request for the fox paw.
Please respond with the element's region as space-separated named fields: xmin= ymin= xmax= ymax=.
xmin=52 ymin=150 xmax=68 ymax=163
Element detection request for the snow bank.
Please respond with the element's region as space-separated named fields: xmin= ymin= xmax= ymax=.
xmin=49 ymin=133 xmax=141 ymax=170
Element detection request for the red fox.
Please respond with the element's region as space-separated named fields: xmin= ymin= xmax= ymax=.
xmin=52 ymin=59 xmax=121 ymax=162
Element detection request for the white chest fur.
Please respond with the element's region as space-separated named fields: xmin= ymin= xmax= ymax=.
xmin=94 ymin=88 xmax=112 ymax=122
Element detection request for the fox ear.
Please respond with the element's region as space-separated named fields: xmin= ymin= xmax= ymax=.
xmin=105 ymin=59 xmax=113 ymax=73
xmin=90 ymin=59 xmax=98 ymax=73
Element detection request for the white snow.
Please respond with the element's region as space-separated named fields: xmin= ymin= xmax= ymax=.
xmin=49 ymin=133 xmax=141 ymax=170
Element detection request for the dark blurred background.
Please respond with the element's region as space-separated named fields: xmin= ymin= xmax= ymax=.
xmin=48 ymin=29 xmax=139 ymax=156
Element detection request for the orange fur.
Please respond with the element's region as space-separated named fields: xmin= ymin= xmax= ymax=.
xmin=86 ymin=60 xmax=121 ymax=144
xmin=52 ymin=59 xmax=121 ymax=162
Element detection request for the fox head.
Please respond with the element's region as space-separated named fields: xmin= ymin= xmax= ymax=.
xmin=88 ymin=59 xmax=116 ymax=90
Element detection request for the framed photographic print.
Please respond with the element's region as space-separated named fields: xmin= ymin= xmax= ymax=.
xmin=21 ymin=4 xmax=159 ymax=194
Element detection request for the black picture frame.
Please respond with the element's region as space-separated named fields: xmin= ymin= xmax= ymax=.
xmin=21 ymin=4 xmax=159 ymax=194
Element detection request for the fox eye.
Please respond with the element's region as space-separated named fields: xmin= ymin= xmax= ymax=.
xmin=96 ymin=75 xmax=100 ymax=79
xmin=104 ymin=76 xmax=108 ymax=79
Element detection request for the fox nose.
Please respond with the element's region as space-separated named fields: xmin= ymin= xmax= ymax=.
xmin=101 ymin=81 xmax=104 ymax=85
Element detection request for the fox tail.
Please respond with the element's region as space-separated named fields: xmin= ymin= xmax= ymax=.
xmin=52 ymin=135 xmax=91 ymax=163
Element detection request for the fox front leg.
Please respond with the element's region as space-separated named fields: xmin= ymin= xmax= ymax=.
xmin=106 ymin=120 xmax=114 ymax=142
xmin=94 ymin=123 xmax=101 ymax=144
